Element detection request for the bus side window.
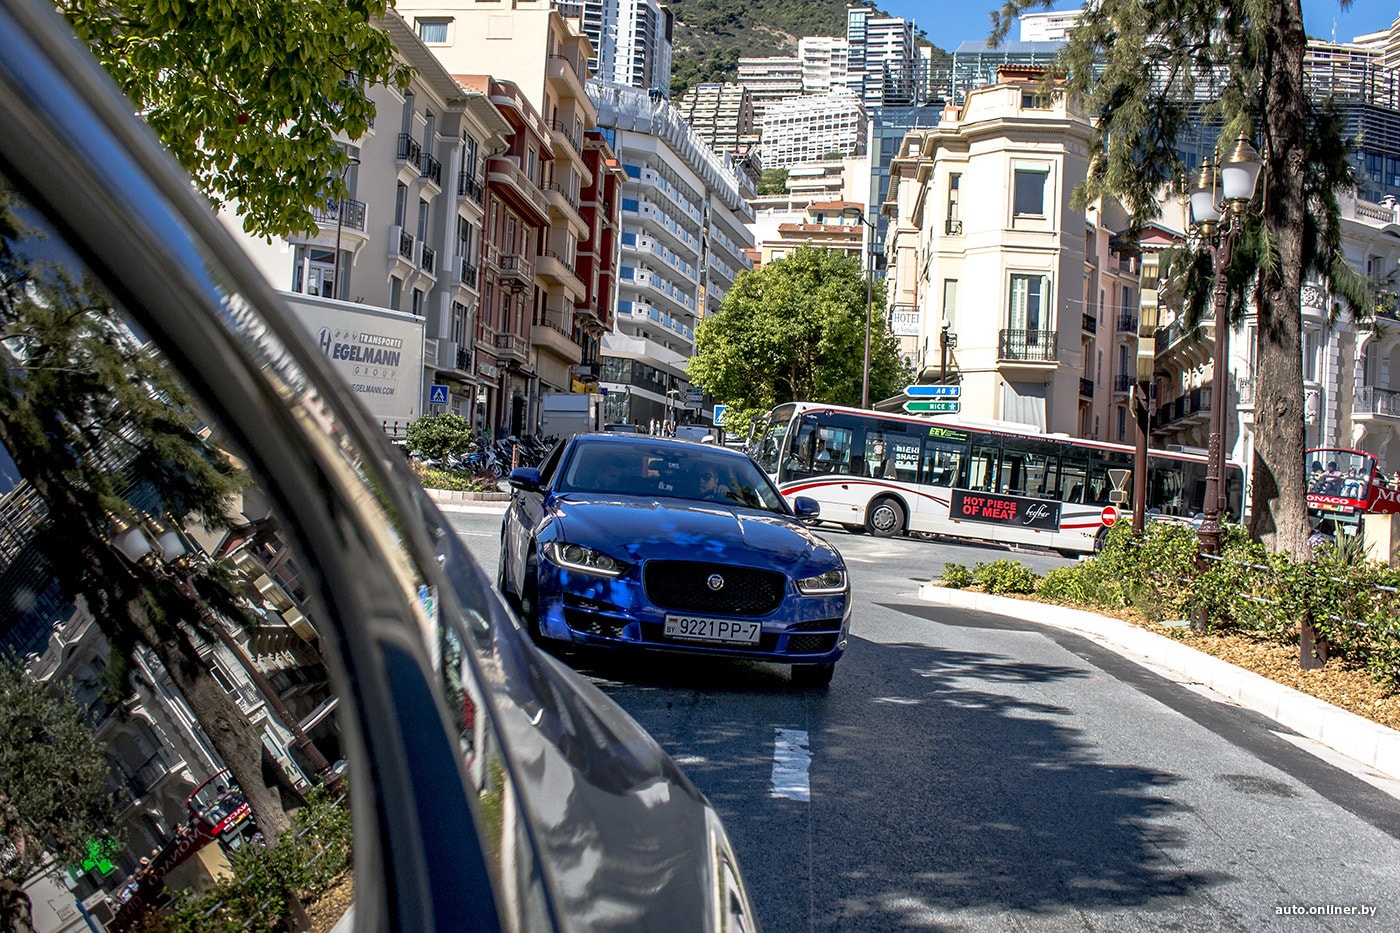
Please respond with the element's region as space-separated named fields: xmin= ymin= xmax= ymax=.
xmin=921 ymin=440 xmax=965 ymax=486
xmin=968 ymin=446 xmax=998 ymax=492
xmin=1061 ymin=459 xmax=1087 ymax=503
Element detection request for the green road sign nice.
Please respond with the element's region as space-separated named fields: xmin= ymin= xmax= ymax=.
xmin=903 ymin=399 xmax=960 ymax=413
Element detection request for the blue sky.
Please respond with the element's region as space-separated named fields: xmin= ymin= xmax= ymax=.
xmin=878 ymin=1 xmax=1399 ymax=53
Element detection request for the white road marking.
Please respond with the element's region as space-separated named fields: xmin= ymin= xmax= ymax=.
xmin=770 ymin=728 xmax=811 ymax=801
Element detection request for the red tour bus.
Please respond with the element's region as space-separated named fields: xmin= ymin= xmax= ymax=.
xmin=1305 ymin=447 xmax=1400 ymax=529
xmin=185 ymin=770 xmax=259 ymax=850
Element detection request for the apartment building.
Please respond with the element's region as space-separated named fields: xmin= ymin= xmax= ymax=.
xmin=736 ymin=55 xmax=804 ymax=121
xmin=395 ymin=1 xmax=609 ymax=432
xmin=675 ymin=82 xmax=758 ymax=159
xmin=800 ymin=36 xmax=850 ymax=94
xmin=589 ymin=81 xmax=755 ymax=430
xmin=882 ymin=69 xmax=1093 ymax=431
xmin=760 ymin=91 xmax=869 ymax=168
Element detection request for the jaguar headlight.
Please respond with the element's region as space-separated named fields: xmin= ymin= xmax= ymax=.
xmin=796 ymin=569 xmax=847 ymax=594
xmin=544 ymin=542 xmax=629 ymax=577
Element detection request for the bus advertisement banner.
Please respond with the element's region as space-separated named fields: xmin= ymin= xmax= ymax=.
xmin=950 ymin=489 xmax=1062 ymax=531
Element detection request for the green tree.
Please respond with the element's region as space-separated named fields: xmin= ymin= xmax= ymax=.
xmin=756 ymin=168 xmax=789 ymax=196
xmin=689 ymin=245 xmax=905 ymax=431
xmin=993 ymin=0 xmax=1367 ymax=558
xmin=57 ymin=0 xmax=411 ymax=239
xmin=0 ymin=655 xmax=121 ymax=930
xmin=405 ymin=413 xmax=475 ymax=470
xmin=0 ymin=185 xmax=301 ymax=844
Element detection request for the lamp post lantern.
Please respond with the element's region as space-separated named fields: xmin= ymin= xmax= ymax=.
xmin=1189 ymin=137 xmax=1263 ymax=557
xmin=842 ymin=206 xmax=879 ymax=409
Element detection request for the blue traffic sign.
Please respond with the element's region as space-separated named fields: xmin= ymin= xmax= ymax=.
xmin=429 ymin=384 xmax=449 ymax=405
xmin=905 ymin=384 xmax=960 ymax=397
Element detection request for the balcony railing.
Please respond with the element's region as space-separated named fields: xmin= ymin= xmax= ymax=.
xmin=396 ymin=133 xmax=422 ymax=166
xmin=458 ymin=258 xmax=479 ymax=288
xmin=310 ymin=198 xmax=366 ymax=232
xmin=1081 ymin=312 xmax=1096 ymax=334
xmin=498 ymin=253 xmax=533 ymax=287
xmin=420 ymin=152 xmax=442 ymax=186
xmin=458 ymin=172 xmax=484 ymax=204
xmin=398 ymin=228 xmax=414 ymax=261
xmin=1116 ymin=311 xmax=1137 ymax=333
xmin=545 ymin=182 xmax=578 ymax=210
xmin=945 ymin=218 xmax=963 ymax=235
xmin=1080 ymin=377 xmax=1094 ymax=398
xmin=550 ymin=117 xmax=583 ymax=154
xmin=997 ymin=328 xmax=1056 ymax=361
xmin=1114 ymin=373 xmax=1133 ymax=393
xmin=420 ymin=243 xmax=435 ymax=274
xmin=1356 ymin=385 xmax=1400 ymax=417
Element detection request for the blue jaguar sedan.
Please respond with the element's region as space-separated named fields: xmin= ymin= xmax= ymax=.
xmin=499 ymin=434 xmax=851 ymax=685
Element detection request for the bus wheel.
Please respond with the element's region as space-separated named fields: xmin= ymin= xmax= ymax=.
xmin=866 ymin=498 xmax=905 ymax=537
xmin=1093 ymin=528 xmax=1109 ymax=553
xmin=841 ymin=523 xmax=867 ymax=535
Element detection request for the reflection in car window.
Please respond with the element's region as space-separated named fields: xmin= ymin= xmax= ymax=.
xmin=0 ymin=175 xmax=519 ymax=919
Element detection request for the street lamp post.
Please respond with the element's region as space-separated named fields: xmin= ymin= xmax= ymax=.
xmin=331 ymin=154 xmax=360 ymax=301
xmin=1188 ymin=137 xmax=1264 ymax=557
xmin=940 ymin=319 xmax=952 ymax=383
xmin=842 ymin=206 xmax=878 ymax=409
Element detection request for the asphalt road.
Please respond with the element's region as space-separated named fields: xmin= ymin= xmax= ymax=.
xmin=446 ymin=506 xmax=1400 ymax=931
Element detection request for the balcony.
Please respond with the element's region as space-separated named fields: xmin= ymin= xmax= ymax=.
xmin=494 ymin=332 xmax=529 ymax=364
xmin=1081 ymin=311 xmax=1096 ymax=334
xmin=458 ymin=172 xmax=484 ymax=205
xmin=549 ymin=117 xmax=583 ymax=157
xmin=1153 ymin=315 xmax=1212 ymax=371
xmin=1080 ymin=377 xmax=1094 ymax=399
xmin=420 ymin=152 xmax=442 ymax=188
xmin=1356 ymin=385 xmax=1400 ymax=419
xmin=1116 ymin=311 xmax=1137 ymax=333
xmin=945 ymin=218 xmax=963 ymax=236
xmin=310 ymin=198 xmax=366 ymax=233
xmin=1113 ymin=373 xmax=1133 ymax=394
xmin=486 ymin=154 xmax=550 ymax=224
xmin=420 ymin=243 xmax=436 ymax=275
xmin=536 ymin=249 xmax=585 ymax=299
xmin=531 ymin=314 xmax=582 ymax=363
xmin=547 ymin=53 xmax=588 ymax=102
xmin=497 ymin=253 xmax=533 ymax=292
xmin=389 ymin=225 xmax=414 ymax=262
xmin=455 ymin=257 xmax=479 ymax=290
xmin=997 ymin=328 xmax=1056 ymax=362
xmin=396 ymin=133 xmax=422 ymax=168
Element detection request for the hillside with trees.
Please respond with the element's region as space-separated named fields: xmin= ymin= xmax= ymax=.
xmin=667 ymin=1 xmax=942 ymax=98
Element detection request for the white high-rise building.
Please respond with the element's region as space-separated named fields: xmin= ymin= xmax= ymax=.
xmin=760 ymin=91 xmax=868 ymax=168
xmin=557 ymin=0 xmax=674 ymax=95
xmin=590 ymin=82 xmax=756 ymax=429
xmin=799 ymin=36 xmax=850 ymax=95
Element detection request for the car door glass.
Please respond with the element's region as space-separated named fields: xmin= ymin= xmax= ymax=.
xmin=0 ymin=174 xmax=534 ymax=925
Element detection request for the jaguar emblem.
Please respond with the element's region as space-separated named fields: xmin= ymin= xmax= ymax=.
xmin=706 ymin=573 xmax=725 ymax=591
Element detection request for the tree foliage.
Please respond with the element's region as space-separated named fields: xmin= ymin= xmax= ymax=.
xmin=57 ymin=0 xmax=411 ymax=239
xmin=992 ymin=0 xmax=1360 ymax=557
xmin=0 ymin=655 xmax=120 ymax=892
xmin=756 ymin=168 xmax=789 ymax=196
xmin=689 ymin=246 xmax=906 ymax=432
xmin=405 ymin=413 xmax=475 ymax=469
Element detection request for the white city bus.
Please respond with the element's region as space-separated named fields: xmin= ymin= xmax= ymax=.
xmin=749 ymin=402 xmax=1245 ymax=555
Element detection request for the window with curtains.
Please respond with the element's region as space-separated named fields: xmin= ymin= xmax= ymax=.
xmin=1008 ymin=273 xmax=1050 ymax=332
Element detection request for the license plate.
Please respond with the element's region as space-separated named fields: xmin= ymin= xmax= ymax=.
xmin=663 ymin=614 xmax=761 ymax=645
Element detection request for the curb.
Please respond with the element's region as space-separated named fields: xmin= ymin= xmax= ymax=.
xmin=424 ymin=487 xmax=509 ymax=503
xmin=917 ymin=583 xmax=1400 ymax=782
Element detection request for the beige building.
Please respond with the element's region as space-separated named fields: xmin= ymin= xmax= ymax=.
xmin=882 ymin=68 xmax=1093 ymax=431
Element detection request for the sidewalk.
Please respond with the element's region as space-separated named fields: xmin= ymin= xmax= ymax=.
xmin=917 ymin=582 xmax=1400 ymax=784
